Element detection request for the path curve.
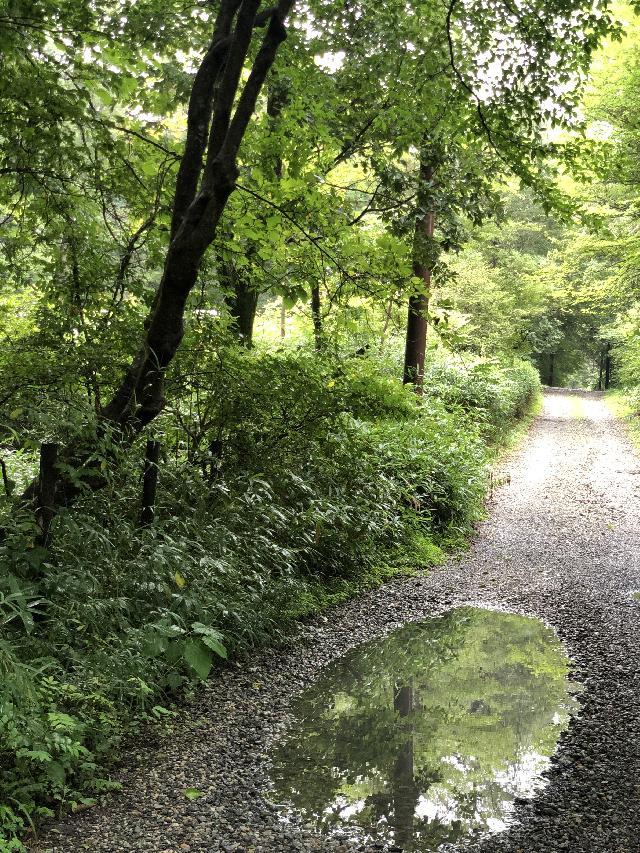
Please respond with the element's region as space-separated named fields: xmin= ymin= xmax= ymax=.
xmin=38 ymin=391 xmax=640 ymax=853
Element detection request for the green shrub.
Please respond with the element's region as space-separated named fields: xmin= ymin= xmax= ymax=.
xmin=422 ymin=357 xmax=540 ymax=441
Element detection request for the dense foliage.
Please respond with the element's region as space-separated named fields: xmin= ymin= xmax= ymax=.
xmin=4 ymin=0 xmax=640 ymax=848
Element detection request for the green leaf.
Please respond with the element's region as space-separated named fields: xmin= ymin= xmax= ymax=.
xmin=200 ymin=635 xmax=228 ymax=659
xmin=184 ymin=788 xmax=204 ymax=801
xmin=187 ymin=625 xmax=227 ymax=661
xmin=183 ymin=640 xmax=213 ymax=680
xmin=151 ymin=705 xmax=177 ymax=718
xmin=17 ymin=748 xmax=52 ymax=763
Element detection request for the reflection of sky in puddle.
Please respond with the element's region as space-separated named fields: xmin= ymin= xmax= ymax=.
xmin=270 ymin=607 xmax=581 ymax=851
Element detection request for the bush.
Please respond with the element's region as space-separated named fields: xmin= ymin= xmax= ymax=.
xmin=422 ymin=357 xmax=540 ymax=441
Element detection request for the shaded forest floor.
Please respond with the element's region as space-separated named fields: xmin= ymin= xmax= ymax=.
xmin=35 ymin=390 xmax=640 ymax=852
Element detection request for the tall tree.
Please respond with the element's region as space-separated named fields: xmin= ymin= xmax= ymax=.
xmin=403 ymin=158 xmax=436 ymax=388
xmin=222 ymin=74 xmax=292 ymax=347
xmin=103 ymin=1 xmax=295 ymax=432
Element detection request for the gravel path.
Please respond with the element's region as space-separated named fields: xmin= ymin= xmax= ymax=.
xmin=37 ymin=390 xmax=640 ymax=853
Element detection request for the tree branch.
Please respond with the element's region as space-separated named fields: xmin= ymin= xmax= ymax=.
xmin=203 ymin=0 xmax=263 ymax=179
xmin=112 ymin=125 xmax=181 ymax=160
xmin=170 ymin=0 xmax=242 ymax=237
xmin=218 ymin=3 xmax=292 ymax=164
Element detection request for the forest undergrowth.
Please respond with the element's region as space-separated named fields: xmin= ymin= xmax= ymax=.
xmin=0 ymin=350 xmax=538 ymax=850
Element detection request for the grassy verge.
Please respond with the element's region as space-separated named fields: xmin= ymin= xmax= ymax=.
xmin=284 ymin=383 xmax=543 ymax=625
xmin=490 ymin=389 xmax=543 ymax=458
xmin=605 ymin=389 xmax=640 ymax=449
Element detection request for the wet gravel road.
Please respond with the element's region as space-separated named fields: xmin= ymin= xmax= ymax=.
xmin=37 ymin=390 xmax=640 ymax=853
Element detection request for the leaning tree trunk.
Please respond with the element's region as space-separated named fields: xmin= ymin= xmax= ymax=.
xmin=403 ymin=159 xmax=435 ymax=392
xmin=20 ymin=0 xmax=296 ymax=512
xmin=103 ymin=1 xmax=295 ymax=432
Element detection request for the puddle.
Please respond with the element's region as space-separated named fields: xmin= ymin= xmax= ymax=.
xmin=270 ymin=607 xmax=581 ymax=851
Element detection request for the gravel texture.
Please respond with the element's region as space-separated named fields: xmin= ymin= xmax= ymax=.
xmin=34 ymin=390 xmax=640 ymax=853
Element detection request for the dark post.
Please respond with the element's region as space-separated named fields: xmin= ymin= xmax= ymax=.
xmin=0 ymin=458 xmax=11 ymax=496
xmin=37 ymin=443 xmax=58 ymax=545
xmin=598 ymin=351 xmax=604 ymax=391
xmin=605 ymin=343 xmax=612 ymax=389
xmin=140 ymin=440 xmax=161 ymax=527
xmin=549 ymin=353 xmax=555 ymax=387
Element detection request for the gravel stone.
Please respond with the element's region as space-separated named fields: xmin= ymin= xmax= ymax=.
xmin=32 ymin=390 xmax=640 ymax=852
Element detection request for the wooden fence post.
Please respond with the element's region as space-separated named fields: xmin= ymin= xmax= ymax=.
xmin=0 ymin=458 xmax=12 ymax=496
xmin=36 ymin=442 xmax=58 ymax=545
xmin=140 ymin=440 xmax=161 ymax=527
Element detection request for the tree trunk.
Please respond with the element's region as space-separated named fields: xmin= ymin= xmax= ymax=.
xmin=605 ymin=342 xmax=612 ymax=389
xmin=311 ymin=283 xmax=323 ymax=351
xmin=598 ymin=350 xmax=604 ymax=391
xmin=223 ymin=262 xmax=259 ymax=347
xmin=266 ymin=75 xmax=289 ymax=180
xmin=270 ymin=76 xmax=291 ymax=343
xmin=101 ymin=1 xmax=294 ymax=435
xmin=36 ymin=443 xmax=58 ymax=545
xmin=223 ymin=76 xmax=290 ymax=348
xmin=549 ymin=353 xmax=555 ymax=387
xmin=140 ymin=440 xmax=161 ymax=527
xmin=403 ymin=293 xmax=429 ymax=388
xmin=403 ymin=159 xmax=435 ymax=392
xmin=0 ymin=458 xmax=12 ymax=496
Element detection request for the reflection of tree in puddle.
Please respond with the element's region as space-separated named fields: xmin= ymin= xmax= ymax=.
xmin=270 ymin=607 xmax=580 ymax=851
xmin=392 ymin=683 xmax=419 ymax=847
